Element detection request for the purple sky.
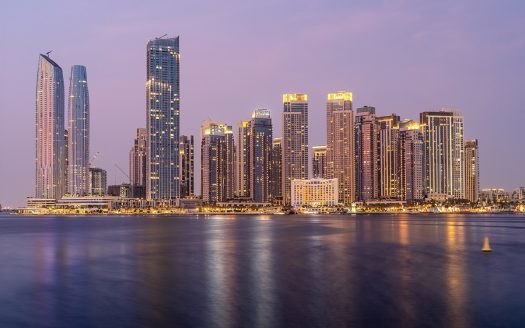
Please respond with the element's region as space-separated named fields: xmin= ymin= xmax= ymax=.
xmin=1 ymin=0 xmax=524 ymax=207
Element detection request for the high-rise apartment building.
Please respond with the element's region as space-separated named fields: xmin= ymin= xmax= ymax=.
xmin=464 ymin=139 xmax=479 ymax=203
xmin=146 ymin=36 xmax=180 ymax=200
xmin=179 ymin=135 xmax=195 ymax=198
xmin=64 ymin=129 xmax=69 ymax=192
xmin=89 ymin=167 xmax=107 ymax=196
xmin=399 ymin=120 xmax=424 ymax=202
xmin=376 ymin=114 xmax=401 ymax=199
xmin=270 ymin=138 xmax=283 ymax=203
xmin=282 ymin=94 xmax=309 ymax=205
xmin=312 ymin=146 xmax=327 ymax=178
xmin=130 ymin=128 xmax=148 ymax=187
xmin=249 ymin=109 xmax=273 ymax=203
xmin=354 ymin=106 xmax=378 ymax=202
xmin=326 ymin=91 xmax=354 ymax=205
xmin=35 ymin=54 xmax=66 ymax=200
xmin=201 ymin=121 xmax=235 ymax=203
xmin=236 ymin=121 xmax=251 ymax=197
xmin=67 ymin=65 xmax=90 ymax=196
xmin=420 ymin=110 xmax=465 ymax=199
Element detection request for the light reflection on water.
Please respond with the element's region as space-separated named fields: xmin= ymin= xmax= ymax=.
xmin=0 ymin=214 xmax=523 ymax=327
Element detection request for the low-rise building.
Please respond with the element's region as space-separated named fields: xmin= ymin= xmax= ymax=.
xmin=291 ymin=178 xmax=338 ymax=208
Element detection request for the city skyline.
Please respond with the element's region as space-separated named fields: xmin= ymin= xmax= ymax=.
xmin=1 ymin=1 xmax=525 ymax=207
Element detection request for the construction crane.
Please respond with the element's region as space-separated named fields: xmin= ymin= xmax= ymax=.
xmin=45 ymin=50 xmax=53 ymax=57
xmin=89 ymin=152 xmax=100 ymax=167
xmin=114 ymin=164 xmax=130 ymax=184
xmin=157 ymin=33 xmax=168 ymax=39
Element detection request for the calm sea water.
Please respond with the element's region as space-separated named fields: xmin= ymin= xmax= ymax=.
xmin=0 ymin=214 xmax=523 ymax=327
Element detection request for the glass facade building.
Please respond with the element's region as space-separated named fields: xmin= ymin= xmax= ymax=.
xmin=67 ymin=65 xmax=90 ymax=196
xmin=146 ymin=36 xmax=180 ymax=200
xmin=249 ymin=109 xmax=273 ymax=203
xmin=35 ymin=54 xmax=66 ymax=200
xmin=420 ymin=110 xmax=465 ymax=199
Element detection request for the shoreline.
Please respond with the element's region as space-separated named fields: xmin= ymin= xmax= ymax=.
xmin=3 ymin=210 xmax=524 ymax=217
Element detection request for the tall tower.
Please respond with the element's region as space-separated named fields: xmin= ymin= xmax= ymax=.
xmin=282 ymin=94 xmax=308 ymax=205
xmin=201 ymin=121 xmax=235 ymax=203
xmin=249 ymin=109 xmax=273 ymax=203
xmin=399 ymin=120 xmax=424 ymax=202
xmin=236 ymin=121 xmax=251 ymax=197
xmin=67 ymin=65 xmax=90 ymax=196
xmin=146 ymin=36 xmax=180 ymax=201
xmin=130 ymin=128 xmax=148 ymax=187
xmin=326 ymin=91 xmax=355 ymax=205
xmin=354 ymin=106 xmax=378 ymax=202
xmin=270 ymin=138 xmax=283 ymax=203
xmin=179 ymin=135 xmax=195 ymax=198
xmin=35 ymin=54 xmax=66 ymax=200
xmin=312 ymin=145 xmax=327 ymax=178
xmin=376 ymin=114 xmax=401 ymax=199
xmin=464 ymin=139 xmax=479 ymax=203
xmin=420 ymin=110 xmax=465 ymax=199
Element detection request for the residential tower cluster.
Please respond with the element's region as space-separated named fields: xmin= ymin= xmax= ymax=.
xmin=27 ymin=35 xmax=496 ymax=214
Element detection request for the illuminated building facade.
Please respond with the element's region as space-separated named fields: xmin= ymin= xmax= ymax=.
xmin=249 ymin=109 xmax=273 ymax=203
xmin=146 ymin=36 xmax=180 ymax=200
xmin=291 ymin=178 xmax=339 ymax=208
xmin=67 ymin=65 xmax=90 ymax=196
xmin=130 ymin=128 xmax=148 ymax=187
xmin=399 ymin=120 xmax=424 ymax=201
xmin=420 ymin=110 xmax=464 ymax=199
xmin=89 ymin=167 xmax=107 ymax=196
xmin=35 ymin=54 xmax=66 ymax=200
xmin=326 ymin=91 xmax=355 ymax=205
xmin=464 ymin=139 xmax=479 ymax=202
xmin=201 ymin=121 xmax=235 ymax=203
xmin=354 ymin=106 xmax=378 ymax=202
xmin=179 ymin=135 xmax=195 ymax=198
xmin=236 ymin=121 xmax=251 ymax=197
xmin=312 ymin=145 xmax=327 ymax=178
xmin=270 ymin=138 xmax=283 ymax=203
xmin=282 ymin=94 xmax=309 ymax=205
xmin=376 ymin=114 xmax=401 ymax=199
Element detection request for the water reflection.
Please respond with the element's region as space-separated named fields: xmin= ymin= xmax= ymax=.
xmin=445 ymin=217 xmax=468 ymax=328
xmin=205 ymin=220 xmax=236 ymax=327
xmin=0 ymin=215 xmax=523 ymax=327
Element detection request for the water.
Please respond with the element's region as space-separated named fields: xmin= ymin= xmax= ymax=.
xmin=0 ymin=214 xmax=524 ymax=327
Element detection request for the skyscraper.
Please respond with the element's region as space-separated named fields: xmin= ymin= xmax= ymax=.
xmin=130 ymin=128 xmax=147 ymax=187
xmin=464 ymin=139 xmax=479 ymax=203
xmin=67 ymin=65 xmax=90 ymax=196
xmin=179 ymin=135 xmax=195 ymax=198
xmin=354 ymin=106 xmax=378 ymax=202
xmin=376 ymin=114 xmax=401 ymax=199
xmin=236 ymin=121 xmax=251 ymax=197
xmin=420 ymin=110 xmax=465 ymax=199
xmin=399 ymin=120 xmax=424 ymax=202
xmin=312 ymin=145 xmax=327 ymax=178
xmin=270 ymin=138 xmax=283 ymax=203
xmin=146 ymin=36 xmax=180 ymax=201
xmin=249 ymin=109 xmax=273 ymax=203
xmin=201 ymin=121 xmax=235 ymax=203
xmin=35 ymin=54 xmax=66 ymax=200
xmin=326 ymin=91 xmax=355 ymax=205
xmin=282 ymin=94 xmax=308 ymax=205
